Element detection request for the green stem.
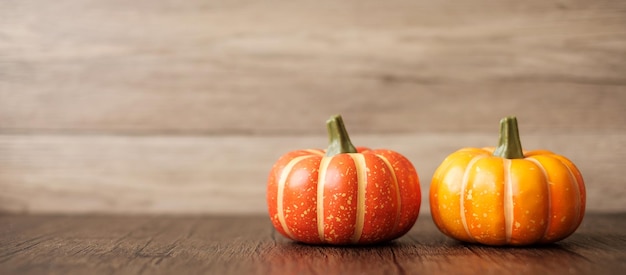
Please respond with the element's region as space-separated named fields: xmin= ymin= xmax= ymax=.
xmin=492 ymin=116 xmax=525 ymax=159
xmin=325 ymin=115 xmax=357 ymax=156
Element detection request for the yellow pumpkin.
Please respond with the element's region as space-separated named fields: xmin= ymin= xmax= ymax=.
xmin=429 ymin=116 xmax=585 ymax=245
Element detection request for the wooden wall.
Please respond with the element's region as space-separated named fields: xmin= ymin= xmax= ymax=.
xmin=1 ymin=0 xmax=625 ymax=214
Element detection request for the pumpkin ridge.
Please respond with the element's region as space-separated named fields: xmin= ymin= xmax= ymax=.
xmin=525 ymin=157 xmax=553 ymax=242
xmin=547 ymin=155 xmax=584 ymax=241
xmin=277 ymin=155 xmax=315 ymax=240
xmin=376 ymin=153 xmax=402 ymax=236
xmin=460 ymin=154 xmax=485 ymax=243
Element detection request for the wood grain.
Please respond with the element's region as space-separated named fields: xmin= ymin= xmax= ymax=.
xmin=1 ymin=213 xmax=625 ymax=274
xmin=1 ymin=0 xmax=625 ymax=134
xmin=1 ymin=0 xmax=626 ymax=214
xmin=1 ymin=87 xmax=625 ymax=135
xmin=1 ymin=133 xmax=624 ymax=214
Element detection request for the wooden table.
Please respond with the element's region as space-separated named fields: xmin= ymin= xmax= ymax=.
xmin=2 ymin=213 xmax=624 ymax=274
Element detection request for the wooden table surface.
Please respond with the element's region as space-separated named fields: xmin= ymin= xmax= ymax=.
xmin=1 ymin=213 xmax=624 ymax=275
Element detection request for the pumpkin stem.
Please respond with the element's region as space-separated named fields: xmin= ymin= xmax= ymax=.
xmin=325 ymin=115 xmax=358 ymax=157
xmin=492 ymin=116 xmax=525 ymax=159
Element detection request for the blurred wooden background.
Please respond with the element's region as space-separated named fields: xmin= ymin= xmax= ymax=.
xmin=1 ymin=0 xmax=625 ymax=214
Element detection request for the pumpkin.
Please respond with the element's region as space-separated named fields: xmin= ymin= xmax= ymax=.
xmin=430 ymin=116 xmax=586 ymax=246
xmin=267 ymin=115 xmax=421 ymax=245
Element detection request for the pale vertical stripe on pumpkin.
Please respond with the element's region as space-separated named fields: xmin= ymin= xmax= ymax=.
xmin=350 ymin=153 xmax=367 ymax=243
xmin=526 ymin=158 xmax=552 ymax=241
xmin=316 ymin=156 xmax=332 ymax=242
xmin=277 ymin=155 xmax=313 ymax=240
xmin=305 ymin=149 xmax=325 ymax=156
xmin=460 ymin=155 xmax=484 ymax=242
xmin=503 ymin=159 xmax=514 ymax=243
xmin=377 ymin=154 xmax=402 ymax=233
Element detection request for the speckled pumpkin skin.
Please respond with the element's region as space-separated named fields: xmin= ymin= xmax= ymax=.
xmin=430 ymin=147 xmax=586 ymax=246
xmin=267 ymin=148 xmax=421 ymax=245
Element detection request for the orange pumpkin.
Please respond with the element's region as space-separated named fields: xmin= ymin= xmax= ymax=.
xmin=430 ymin=116 xmax=585 ymax=246
xmin=267 ymin=115 xmax=421 ymax=245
